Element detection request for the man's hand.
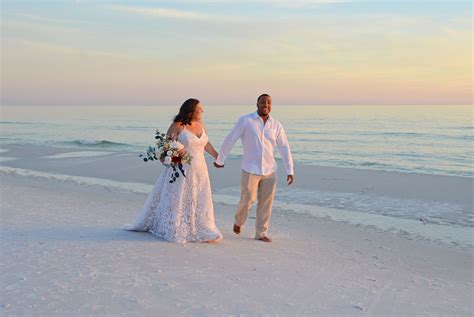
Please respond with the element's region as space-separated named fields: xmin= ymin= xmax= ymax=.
xmin=213 ymin=162 xmax=224 ymax=168
xmin=287 ymin=175 xmax=294 ymax=185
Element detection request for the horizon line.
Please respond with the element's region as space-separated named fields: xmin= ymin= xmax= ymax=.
xmin=1 ymin=104 xmax=472 ymax=107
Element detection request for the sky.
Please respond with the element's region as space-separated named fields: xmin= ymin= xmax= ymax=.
xmin=1 ymin=0 xmax=472 ymax=106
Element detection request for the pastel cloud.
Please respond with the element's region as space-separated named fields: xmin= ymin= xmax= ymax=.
xmin=108 ymin=5 xmax=212 ymax=21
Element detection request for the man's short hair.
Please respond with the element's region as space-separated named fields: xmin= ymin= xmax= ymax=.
xmin=257 ymin=94 xmax=271 ymax=102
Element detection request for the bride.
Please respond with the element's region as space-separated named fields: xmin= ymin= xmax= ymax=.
xmin=124 ymin=98 xmax=223 ymax=243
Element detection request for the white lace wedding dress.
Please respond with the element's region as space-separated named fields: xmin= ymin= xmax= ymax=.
xmin=124 ymin=127 xmax=223 ymax=243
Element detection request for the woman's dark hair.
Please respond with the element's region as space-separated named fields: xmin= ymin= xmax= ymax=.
xmin=173 ymin=98 xmax=200 ymax=125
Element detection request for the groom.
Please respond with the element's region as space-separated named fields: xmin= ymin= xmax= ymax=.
xmin=214 ymin=94 xmax=294 ymax=242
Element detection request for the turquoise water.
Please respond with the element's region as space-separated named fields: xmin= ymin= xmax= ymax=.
xmin=1 ymin=105 xmax=473 ymax=177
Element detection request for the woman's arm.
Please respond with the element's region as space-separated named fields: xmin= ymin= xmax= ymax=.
xmin=166 ymin=122 xmax=186 ymax=156
xmin=166 ymin=122 xmax=184 ymax=139
xmin=205 ymin=142 xmax=218 ymax=160
xmin=199 ymin=120 xmax=218 ymax=159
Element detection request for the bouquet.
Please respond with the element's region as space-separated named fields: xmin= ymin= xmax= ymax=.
xmin=139 ymin=130 xmax=192 ymax=183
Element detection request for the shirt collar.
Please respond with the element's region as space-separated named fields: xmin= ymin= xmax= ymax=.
xmin=252 ymin=111 xmax=272 ymax=122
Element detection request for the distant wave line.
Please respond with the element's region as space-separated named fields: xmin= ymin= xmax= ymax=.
xmin=66 ymin=139 xmax=133 ymax=148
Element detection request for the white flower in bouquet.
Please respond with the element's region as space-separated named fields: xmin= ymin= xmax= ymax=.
xmin=163 ymin=156 xmax=172 ymax=165
xmin=166 ymin=150 xmax=173 ymax=156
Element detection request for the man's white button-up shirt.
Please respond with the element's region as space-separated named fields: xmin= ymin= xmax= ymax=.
xmin=215 ymin=111 xmax=294 ymax=176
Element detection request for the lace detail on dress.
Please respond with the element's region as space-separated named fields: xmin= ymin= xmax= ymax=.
xmin=124 ymin=128 xmax=222 ymax=243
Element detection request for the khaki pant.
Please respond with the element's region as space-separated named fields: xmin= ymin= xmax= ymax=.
xmin=235 ymin=170 xmax=277 ymax=239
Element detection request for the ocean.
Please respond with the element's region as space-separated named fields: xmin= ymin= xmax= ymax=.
xmin=1 ymin=105 xmax=472 ymax=177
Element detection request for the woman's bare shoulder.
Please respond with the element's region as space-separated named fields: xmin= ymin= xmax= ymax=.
xmin=169 ymin=121 xmax=184 ymax=128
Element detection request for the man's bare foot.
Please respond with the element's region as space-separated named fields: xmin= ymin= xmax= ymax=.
xmin=256 ymin=236 xmax=272 ymax=243
xmin=233 ymin=224 xmax=241 ymax=234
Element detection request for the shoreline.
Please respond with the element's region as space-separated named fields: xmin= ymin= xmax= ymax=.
xmin=1 ymin=144 xmax=472 ymax=196
xmin=0 ymin=144 xmax=472 ymax=250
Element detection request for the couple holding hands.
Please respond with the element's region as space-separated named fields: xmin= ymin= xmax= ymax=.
xmin=124 ymin=94 xmax=294 ymax=244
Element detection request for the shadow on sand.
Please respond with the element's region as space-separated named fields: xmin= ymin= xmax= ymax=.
xmin=0 ymin=226 xmax=168 ymax=243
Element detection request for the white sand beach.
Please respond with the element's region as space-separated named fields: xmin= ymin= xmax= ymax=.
xmin=1 ymin=145 xmax=473 ymax=316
